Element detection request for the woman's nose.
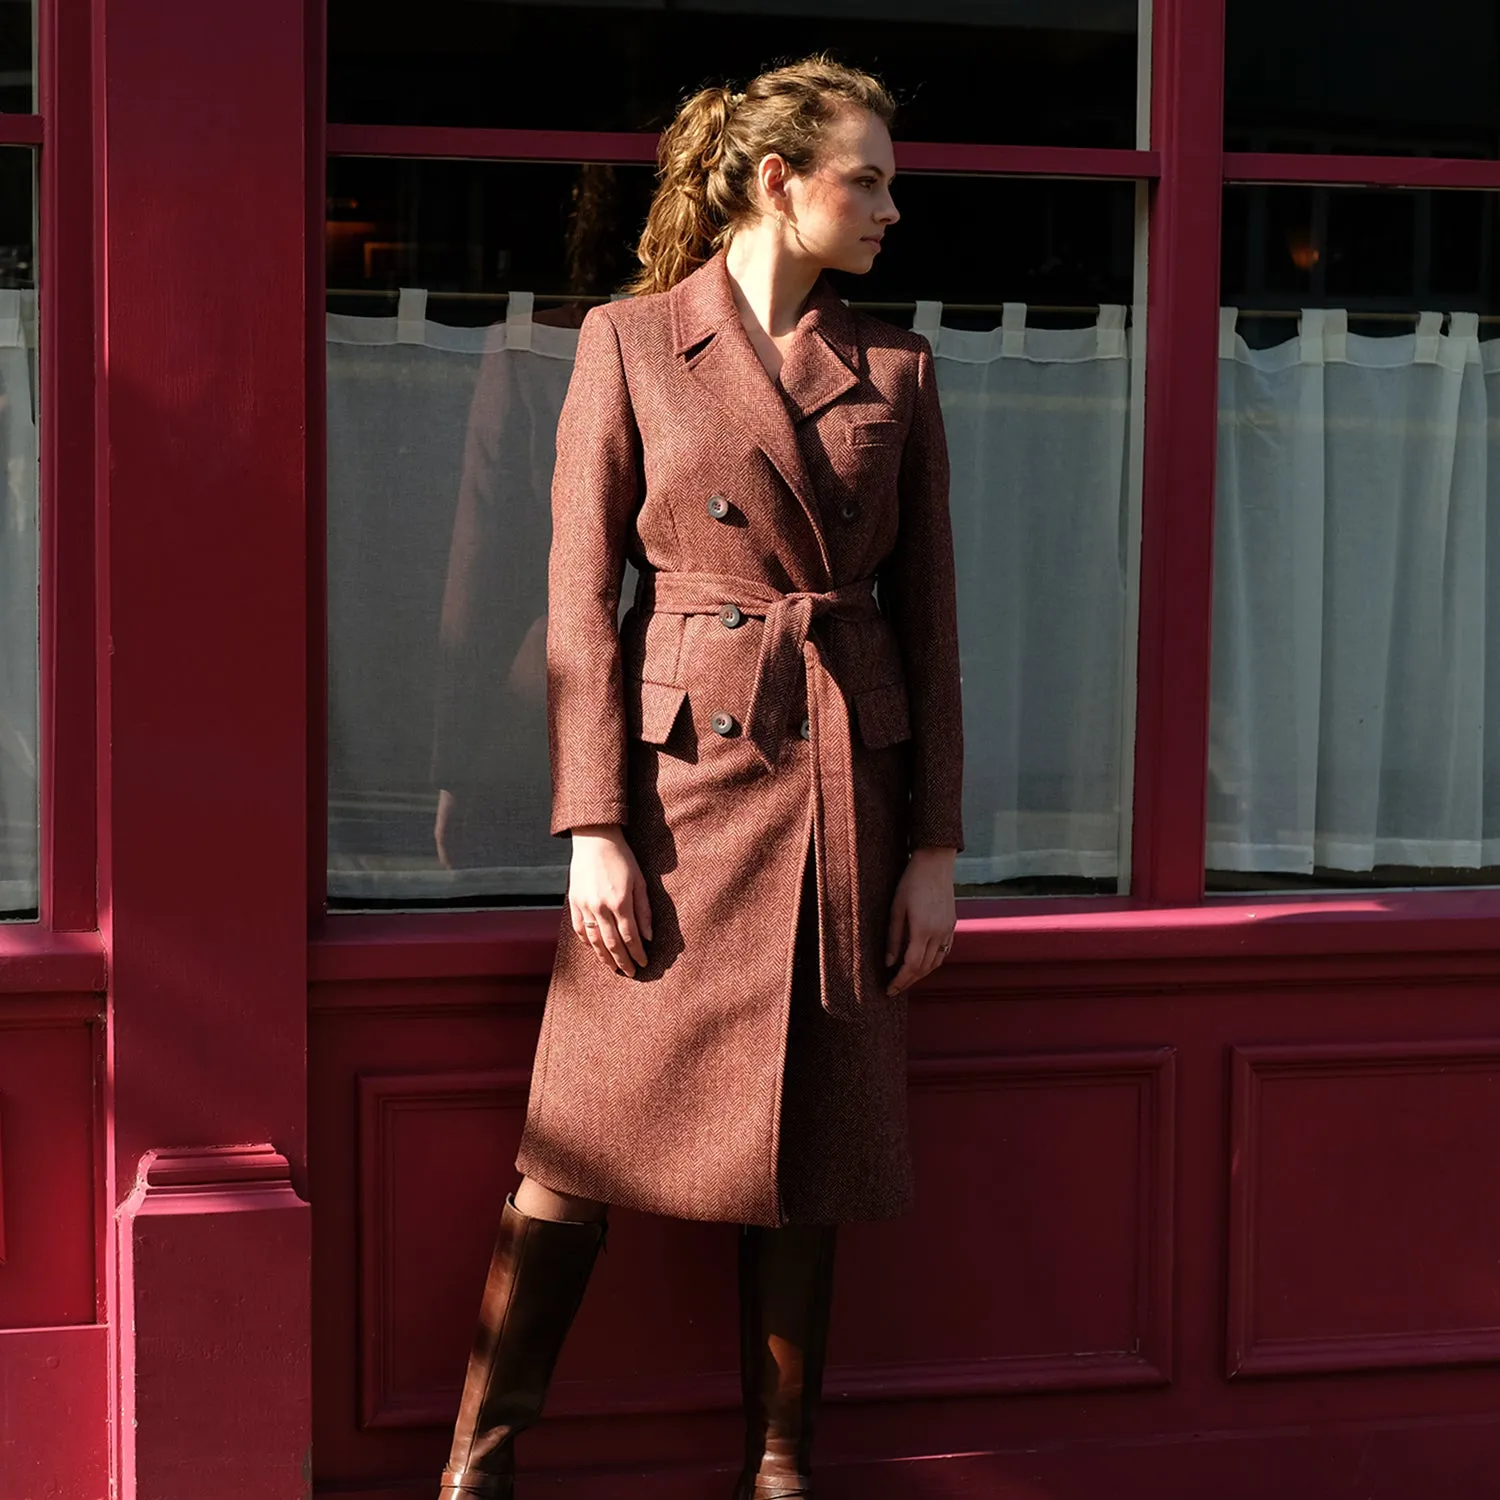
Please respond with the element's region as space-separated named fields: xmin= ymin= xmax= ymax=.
xmin=879 ymin=191 xmax=900 ymax=226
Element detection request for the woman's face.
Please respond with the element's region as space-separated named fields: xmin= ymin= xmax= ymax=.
xmin=780 ymin=108 xmax=900 ymax=274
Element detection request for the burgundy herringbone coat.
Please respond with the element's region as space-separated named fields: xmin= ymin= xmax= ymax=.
xmin=515 ymin=248 xmax=963 ymax=1226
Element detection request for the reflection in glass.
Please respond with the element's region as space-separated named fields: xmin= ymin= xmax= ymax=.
xmin=1227 ymin=0 xmax=1500 ymax=157
xmin=0 ymin=145 xmax=36 ymax=917
xmin=1209 ymin=187 xmax=1500 ymax=891
xmin=329 ymin=0 xmax=1138 ymax=148
xmin=326 ymin=159 xmax=1140 ymax=905
xmin=0 ymin=1 xmax=33 ymax=116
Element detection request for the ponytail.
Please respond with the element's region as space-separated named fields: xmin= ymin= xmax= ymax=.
xmin=627 ymin=85 xmax=741 ymax=298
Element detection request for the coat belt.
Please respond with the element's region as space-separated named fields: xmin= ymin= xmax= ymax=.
xmin=642 ymin=570 xmax=881 ymax=1017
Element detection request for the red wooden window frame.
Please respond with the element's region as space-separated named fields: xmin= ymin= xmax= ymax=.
xmin=301 ymin=0 xmax=1500 ymax=976
xmin=0 ymin=0 xmax=105 ymax=992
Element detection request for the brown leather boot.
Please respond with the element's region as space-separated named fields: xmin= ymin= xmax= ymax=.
xmin=438 ymin=1195 xmax=606 ymax=1499
xmin=733 ymin=1223 xmax=838 ymax=1500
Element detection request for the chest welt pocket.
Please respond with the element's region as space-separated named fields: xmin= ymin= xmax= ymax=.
xmin=848 ymin=419 xmax=903 ymax=449
xmin=627 ymin=680 xmax=689 ymax=744
xmin=853 ymin=681 xmax=912 ymax=750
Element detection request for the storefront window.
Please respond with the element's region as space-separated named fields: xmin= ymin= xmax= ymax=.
xmin=1209 ymin=185 xmax=1500 ymax=891
xmin=0 ymin=0 xmax=33 ymax=115
xmin=1226 ymin=0 xmax=1500 ymax=157
xmin=328 ymin=0 xmax=1139 ymax=148
xmin=325 ymin=161 xmax=1141 ymax=904
xmin=0 ymin=145 xmax=36 ymax=917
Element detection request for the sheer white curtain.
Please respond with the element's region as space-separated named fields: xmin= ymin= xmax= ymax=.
xmin=326 ymin=293 xmax=1138 ymax=901
xmin=0 ymin=288 xmax=37 ymax=913
xmin=327 ymin=291 xmax=575 ymax=900
xmin=922 ymin=303 xmax=1133 ymax=885
xmin=1210 ymin=308 xmax=1499 ymax=874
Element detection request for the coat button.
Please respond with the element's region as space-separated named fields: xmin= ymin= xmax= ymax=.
xmin=718 ymin=603 xmax=744 ymax=629
xmin=799 ymin=717 xmax=811 ymax=741
xmin=710 ymin=711 xmax=736 ymax=737
xmin=839 ymin=500 xmax=862 ymax=523
xmin=706 ymin=493 xmax=731 ymax=520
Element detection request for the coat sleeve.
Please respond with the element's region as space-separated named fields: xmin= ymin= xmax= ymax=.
xmin=883 ymin=338 xmax=965 ymax=851
xmin=546 ymin=305 xmax=642 ymax=836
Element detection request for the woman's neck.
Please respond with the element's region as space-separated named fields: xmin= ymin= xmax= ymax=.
xmin=723 ymin=227 xmax=821 ymax=341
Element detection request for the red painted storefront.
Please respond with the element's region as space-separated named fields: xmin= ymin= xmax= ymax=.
xmin=10 ymin=1 xmax=1500 ymax=1496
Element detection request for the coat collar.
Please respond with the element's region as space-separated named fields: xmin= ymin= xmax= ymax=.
xmin=669 ymin=250 xmax=862 ymax=578
xmin=670 ymin=246 xmax=862 ymax=409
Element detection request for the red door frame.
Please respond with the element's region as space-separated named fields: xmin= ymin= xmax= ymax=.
xmin=93 ymin=0 xmax=314 ymax=1493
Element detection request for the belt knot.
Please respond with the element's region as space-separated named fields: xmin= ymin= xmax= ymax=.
xmin=641 ymin=570 xmax=879 ymax=1016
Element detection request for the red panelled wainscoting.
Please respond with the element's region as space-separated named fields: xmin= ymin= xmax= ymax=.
xmin=0 ymin=987 xmax=107 ymax=1500
xmin=307 ymin=919 xmax=1500 ymax=1498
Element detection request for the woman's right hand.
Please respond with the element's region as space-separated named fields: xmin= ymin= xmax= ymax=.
xmin=568 ymin=824 xmax=653 ymax=976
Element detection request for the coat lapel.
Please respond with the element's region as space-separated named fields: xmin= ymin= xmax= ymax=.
xmin=671 ymin=252 xmax=861 ymax=579
xmin=775 ymin=280 xmax=861 ymax=425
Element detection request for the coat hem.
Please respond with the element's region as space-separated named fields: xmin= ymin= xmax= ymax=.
xmin=511 ymin=1144 xmax=913 ymax=1227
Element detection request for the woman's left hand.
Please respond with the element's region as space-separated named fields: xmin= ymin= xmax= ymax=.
xmin=885 ymin=846 xmax=957 ymax=996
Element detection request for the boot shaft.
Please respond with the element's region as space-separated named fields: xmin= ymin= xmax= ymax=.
xmin=736 ymin=1224 xmax=838 ymax=1498
xmin=440 ymin=1196 xmax=606 ymax=1499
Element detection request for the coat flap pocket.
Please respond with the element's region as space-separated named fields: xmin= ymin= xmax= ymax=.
xmin=850 ymin=419 xmax=902 ymax=448
xmin=630 ymin=680 xmax=688 ymax=745
xmin=854 ymin=681 xmax=912 ymax=750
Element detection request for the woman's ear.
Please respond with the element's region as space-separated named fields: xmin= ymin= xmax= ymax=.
xmin=757 ymin=151 xmax=791 ymax=216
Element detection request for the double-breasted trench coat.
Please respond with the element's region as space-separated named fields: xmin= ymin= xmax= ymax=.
xmin=515 ymin=248 xmax=963 ymax=1226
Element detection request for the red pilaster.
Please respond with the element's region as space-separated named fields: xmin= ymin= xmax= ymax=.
xmin=119 ymin=1150 xmax=311 ymax=1497
xmin=95 ymin=0 xmax=311 ymax=1494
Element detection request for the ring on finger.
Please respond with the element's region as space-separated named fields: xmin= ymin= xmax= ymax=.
xmin=583 ymin=919 xmax=599 ymax=929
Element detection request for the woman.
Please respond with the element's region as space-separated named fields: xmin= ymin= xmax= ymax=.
xmin=439 ymin=54 xmax=963 ymax=1500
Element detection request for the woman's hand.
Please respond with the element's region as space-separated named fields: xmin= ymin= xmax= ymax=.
xmin=569 ymin=824 xmax=653 ymax=977
xmin=885 ymin=846 xmax=957 ymax=996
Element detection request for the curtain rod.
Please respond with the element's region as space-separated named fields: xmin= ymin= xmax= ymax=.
xmin=324 ymin=288 xmax=1500 ymax=323
xmin=1231 ymin=308 xmax=1500 ymax=323
xmin=324 ymin=287 xmax=1114 ymax=315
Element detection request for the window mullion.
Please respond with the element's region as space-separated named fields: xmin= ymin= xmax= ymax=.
xmin=1130 ymin=0 xmax=1227 ymax=906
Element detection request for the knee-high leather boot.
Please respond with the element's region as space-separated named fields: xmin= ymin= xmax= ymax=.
xmin=438 ymin=1195 xmax=606 ymax=1499
xmin=734 ymin=1223 xmax=838 ymax=1500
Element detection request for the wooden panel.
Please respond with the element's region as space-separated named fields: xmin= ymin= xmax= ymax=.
xmin=0 ymin=1324 xmax=108 ymax=1500
xmin=359 ymin=1069 xmax=532 ymax=1428
xmin=1230 ymin=1041 xmax=1500 ymax=1377
xmin=358 ymin=1066 xmax=740 ymax=1429
xmin=317 ymin=981 xmax=1500 ymax=1497
xmin=832 ymin=1049 xmax=1176 ymax=1395
xmin=0 ymin=1023 xmax=95 ymax=1328
xmin=357 ymin=1048 xmax=1174 ymax=1431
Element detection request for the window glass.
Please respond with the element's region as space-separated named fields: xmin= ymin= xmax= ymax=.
xmin=1226 ymin=0 xmax=1500 ymax=157
xmin=1209 ymin=186 xmax=1500 ymax=891
xmin=328 ymin=0 xmax=1139 ymax=148
xmin=326 ymin=159 xmax=1140 ymax=905
xmin=0 ymin=1 xmax=33 ymax=115
xmin=0 ymin=146 xmax=36 ymax=917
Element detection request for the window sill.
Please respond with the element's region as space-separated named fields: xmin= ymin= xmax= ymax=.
xmin=309 ymin=888 xmax=1500 ymax=988
xmin=0 ymin=926 xmax=107 ymax=1003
